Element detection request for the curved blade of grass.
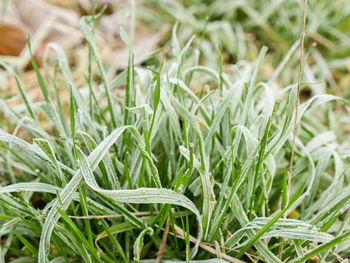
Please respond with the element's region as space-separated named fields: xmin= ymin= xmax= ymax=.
xmin=134 ymin=227 xmax=154 ymax=263
xmin=261 ymin=229 xmax=333 ymax=242
xmin=226 ymin=218 xmax=333 ymax=247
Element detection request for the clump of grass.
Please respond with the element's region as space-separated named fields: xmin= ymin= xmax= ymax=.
xmin=1 ymin=8 xmax=350 ymax=263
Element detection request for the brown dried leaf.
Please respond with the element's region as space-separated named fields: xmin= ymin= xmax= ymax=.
xmin=0 ymin=0 xmax=80 ymax=64
xmin=0 ymin=24 xmax=27 ymax=56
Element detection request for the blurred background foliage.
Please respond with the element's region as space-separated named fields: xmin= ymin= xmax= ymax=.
xmin=0 ymin=0 xmax=349 ymax=97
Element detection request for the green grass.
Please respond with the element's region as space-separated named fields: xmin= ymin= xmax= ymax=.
xmin=140 ymin=0 xmax=350 ymax=96
xmin=1 ymin=2 xmax=350 ymax=263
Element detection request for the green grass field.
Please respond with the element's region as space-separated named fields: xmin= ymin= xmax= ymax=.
xmin=0 ymin=0 xmax=350 ymax=262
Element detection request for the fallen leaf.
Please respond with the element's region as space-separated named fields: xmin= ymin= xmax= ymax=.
xmin=0 ymin=0 xmax=80 ymax=66
xmin=0 ymin=24 xmax=27 ymax=56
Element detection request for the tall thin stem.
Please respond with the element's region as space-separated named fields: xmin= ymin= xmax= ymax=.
xmin=286 ymin=0 xmax=308 ymax=212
